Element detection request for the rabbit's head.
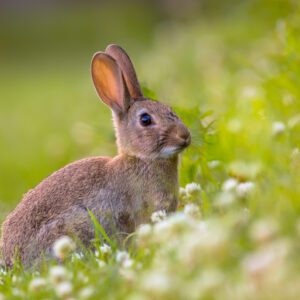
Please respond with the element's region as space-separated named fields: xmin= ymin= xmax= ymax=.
xmin=91 ymin=44 xmax=190 ymax=159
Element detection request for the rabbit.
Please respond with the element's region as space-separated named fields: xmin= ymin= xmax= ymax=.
xmin=0 ymin=44 xmax=191 ymax=268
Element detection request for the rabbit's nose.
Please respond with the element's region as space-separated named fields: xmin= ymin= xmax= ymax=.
xmin=176 ymin=125 xmax=191 ymax=146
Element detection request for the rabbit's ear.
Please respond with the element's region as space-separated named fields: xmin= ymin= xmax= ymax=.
xmin=91 ymin=52 xmax=129 ymax=113
xmin=106 ymin=44 xmax=143 ymax=99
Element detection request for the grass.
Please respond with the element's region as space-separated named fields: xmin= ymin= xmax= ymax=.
xmin=1 ymin=0 xmax=300 ymax=299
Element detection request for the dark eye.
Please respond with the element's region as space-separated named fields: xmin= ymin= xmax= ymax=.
xmin=140 ymin=113 xmax=152 ymax=126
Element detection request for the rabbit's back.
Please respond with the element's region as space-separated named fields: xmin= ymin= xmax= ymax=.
xmin=1 ymin=156 xmax=111 ymax=267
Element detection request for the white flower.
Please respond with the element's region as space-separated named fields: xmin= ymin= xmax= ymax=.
xmin=55 ymin=281 xmax=73 ymax=299
xmin=116 ymin=251 xmax=133 ymax=269
xmin=243 ymin=251 xmax=274 ymax=276
xmin=120 ymin=269 xmax=136 ymax=283
xmin=49 ymin=266 xmax=69 ymax=285
xmin=179 ymin=187 xmax=187 ymax=198
xmin=79 ymin=286 xmax=94 ymax=299
xmin=222 ymin=178 xmax=238 ymax=191
xmin=0 ymin=292 xmax=4 ymax=300
xmin=188 ymin=269 xmax=224 ymax=299
xmin=207 ymin=160 xmax=220 ymax=168
xmin=12 ymin=275 xmax=19 ymax=283
xmin=236 ymin=182 xmax=255 ymax=198
xmin=77 ymin=271 xmax=89 ymax=284
xmin=29 ymin=278 xmax=46 ymax=293
xmin=99 ymin=244 xmax=112 ymax=257
xmin=11 ymin=288 xmax=24 ymax=297
xmin=183 ymin=203 xmax=200 ymax=218
xmin=140 ymin=271 xmax=172 ymax=297
xmin=198 ymin=269 xmax=224 ymax=294
xmin=151 ymin=210 xmax=166 ymax=223
xmin=185 ymin=183 xmax=201 ymax=196
xmin=272 ymin=121 xmax=285 ymax=135
xmin=116 ymin=251 xmax=130 ymax=263
xmin=71 ymin=252 xmax=84 ymax=262
xmin=53 ymin=236 xmax=76 ymax=260
xmin=0 ymin=267 xmax=7 ymax=276
xmin=153 ymin=212 xmax=195 ymax=243
xmin=137 ymin=224 xmax=152 ymax=239
xmin=250 ymin=218 xmax=279 ymax=244
xmin=96 ymin=259 xmax=106 ymax=268
xmin=180 ymin=220 xmax=228 ymax=265
xmin=122 ymin=258 xmax=134 ymax=269
xmin=242 ymin=239 xmax=290 ymax=284
xmin=215 ymin=191 xmax=236 ymax=208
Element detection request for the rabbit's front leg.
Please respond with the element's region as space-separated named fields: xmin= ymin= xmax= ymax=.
xmin=155 ymin=192 xmax=178 ymax=213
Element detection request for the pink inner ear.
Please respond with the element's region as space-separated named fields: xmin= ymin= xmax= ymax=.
xmin=92 ymin=53 xmax=125 ymax=112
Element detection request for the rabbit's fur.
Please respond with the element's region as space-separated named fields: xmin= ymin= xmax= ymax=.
xmin=1 ymin=45 xmax=191 ymax=268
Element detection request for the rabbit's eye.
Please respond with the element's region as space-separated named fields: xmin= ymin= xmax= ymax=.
xmin=140 ymin=113 xmax=152 ymax=126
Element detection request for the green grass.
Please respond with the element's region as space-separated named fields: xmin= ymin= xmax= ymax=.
xmin=1 ymin=0 xmax=300 ymax=299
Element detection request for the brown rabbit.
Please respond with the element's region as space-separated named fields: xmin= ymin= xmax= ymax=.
xmin=1 ymin=45 xmax=191 ymax=268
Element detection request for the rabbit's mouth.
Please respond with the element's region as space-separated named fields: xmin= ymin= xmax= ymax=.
xmin=157 ymin=144 xmax=188 ymax=159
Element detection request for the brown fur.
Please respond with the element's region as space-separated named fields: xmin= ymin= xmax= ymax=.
xmin=1 ymin=45 xmax=190 ymax=268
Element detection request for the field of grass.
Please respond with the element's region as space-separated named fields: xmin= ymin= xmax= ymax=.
xmin=1 ymin=0 xmax=300 ymax=299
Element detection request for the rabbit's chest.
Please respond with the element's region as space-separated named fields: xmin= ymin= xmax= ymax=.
xmin=130 ymin=181 xmax=178 ymax=224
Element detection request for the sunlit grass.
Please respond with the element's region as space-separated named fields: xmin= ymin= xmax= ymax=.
xmin=1 ymin=0 xmax=300 ymax=299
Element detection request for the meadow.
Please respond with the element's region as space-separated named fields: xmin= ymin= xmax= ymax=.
xmin=0 ymin=0 xmax=300 ymax=299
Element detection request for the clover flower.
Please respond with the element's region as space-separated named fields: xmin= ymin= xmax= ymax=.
xmin=96 ymin=259 xmax=106 ymax=268
xmin=183 ymin=203 xmax=200 ymax=218
xmin=11 ymin=288 xmax=24 ymax=297
xmin=77 ymin=271 xmax=89 ymax=284
xmin=185 ymin=183 xmax=201 ymax=196
xmin=207 ymin=160 xmax=221 ymax=168
xmin=122 ymin=258 xmax=134 ymax=269
xmin=29 ymin=277 xmax=46 ymax=293
xmin=71 ymin=252 xmax=84 ymax=262
xmin=100 ymin=244 xmax=112 ymax=255
xmin=116 ymin=251 xmax=133 ymax=268
xmin=215 ymin=191 xmax=236 ymax=208
xmin=120 ymin=268 xmax=136 ymax=283
xmin=236 ymin=182 xmax=255 ymax=198
xmin=151 ymin=210 xmax=166 ymax=223
xmin=137 ymin=224 xmax=152 ymax=239
xmin=243 ymin=239 xmax=290 ymax=285
xmin=180 ymin=220 xmax=228 ymax=265
xmin=79 ymin=286 xmax=94 ymax=300
xmin=222 ymin=178 xmax=238 ymax=192
xmin=96 ymin=244 xmax=112 ymax=259
xmin=55 ymin=281 xmax=73 ymax=299
xmin=140 ymin=271 xmax=172 ymax=297
xmin=137 ymin=224 xmax=152 ymax=246
xmin=116 ymin=251 xmax=130 ymax=263
xmin=49 ymin=266 xmax=70 ymax=285
xmin=179 ymin=187 xmax=188 ymax=198
xmin=197 ymin=269 xmax=224 ymax=295
xmin=153 ymin=212 xmax=195 ymax=243
xmin=250 ymin=218 xmax=279 ymax=244
xmin=272 ymin=121 xmax=285 ymax=136
xmin=53 ymin=236 xmax=76 ymax=260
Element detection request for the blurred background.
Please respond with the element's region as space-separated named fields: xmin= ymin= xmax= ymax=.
xmin=0 ymin=0 xmax=297 ymax=221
